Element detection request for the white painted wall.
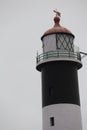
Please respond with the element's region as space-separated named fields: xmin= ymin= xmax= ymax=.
xmin=42 ymin=34 xmax=56 ymax=52
xmin=42 ymin=104 xmax=82 ymax=130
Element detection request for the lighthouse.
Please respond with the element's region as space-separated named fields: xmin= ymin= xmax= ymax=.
xmin=36 ymin=11 xmax=83 ymax=130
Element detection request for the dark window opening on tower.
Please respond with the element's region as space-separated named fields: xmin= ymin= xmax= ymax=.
xmin=50 ymin=117 xmax=55 ymax=126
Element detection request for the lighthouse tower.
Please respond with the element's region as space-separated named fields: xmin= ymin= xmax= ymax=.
xmin=36 ymin=11 xmax=82 ymax=130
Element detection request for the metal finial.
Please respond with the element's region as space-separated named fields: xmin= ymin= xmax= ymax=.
xmin=53 ymin=10 xmax=61 ymax=17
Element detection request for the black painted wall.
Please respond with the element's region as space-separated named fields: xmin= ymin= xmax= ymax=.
xmin=41 ymin=61 xmax=80 ymax=107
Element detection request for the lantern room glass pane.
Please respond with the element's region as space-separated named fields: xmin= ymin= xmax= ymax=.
xmin=56 ymin=34 xmax=74 ymax=51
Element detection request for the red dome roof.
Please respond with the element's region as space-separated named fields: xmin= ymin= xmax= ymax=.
xmin=43 ymin=25 xmax=72 ymax=35
xmin=41 ymin=13 xmax=73 ymax=40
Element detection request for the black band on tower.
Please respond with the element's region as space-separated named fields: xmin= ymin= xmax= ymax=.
xmin=41 ymin=61 xmax=80 ymax=107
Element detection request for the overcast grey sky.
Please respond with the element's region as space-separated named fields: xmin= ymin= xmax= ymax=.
xmin=0 ymin=0 xmax=87 ymax=130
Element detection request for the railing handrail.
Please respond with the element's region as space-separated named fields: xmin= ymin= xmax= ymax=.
xmin=36 ymin=50 xmax=81 ymax=64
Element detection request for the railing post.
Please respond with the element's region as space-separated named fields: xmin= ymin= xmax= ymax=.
xmin=36 ymin=57 xmax=38 ymax=64
xmin=57 ymin=50 xmax=59 ymax=57
xmin=77 ymin=52 xmax=81 ymax=61
xmin=69 ymin=51 xmax=70 ymax=58
xmin=47 ymin=52 xmax=48 ymax=59
xmin=36 ymin=51 xmax=38 ymax=63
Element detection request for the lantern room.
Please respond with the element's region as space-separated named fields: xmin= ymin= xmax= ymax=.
xmin=36 ymin=11 xmax=82 ymax=71
xmin=41 ymin=12 xmax=74 ymax=53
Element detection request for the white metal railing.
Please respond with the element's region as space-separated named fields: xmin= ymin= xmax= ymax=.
xmin=36 ymin=50 xmax=81 ymax=64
